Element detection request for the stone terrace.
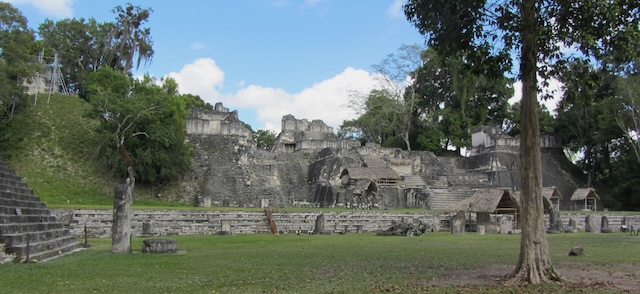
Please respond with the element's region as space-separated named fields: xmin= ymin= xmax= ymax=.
xmin=53 ymin=208 xmax=639 ymax=238
xmin=0 ymin=161 xmax=83 ymax=263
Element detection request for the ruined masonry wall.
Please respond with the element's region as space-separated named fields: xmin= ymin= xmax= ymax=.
xmin=52 ymin=209 xmax=640 ymax=238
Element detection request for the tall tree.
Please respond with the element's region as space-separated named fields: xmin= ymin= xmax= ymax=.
xmin=38 ymin=18 xmax=115 ymax=91
xmin=405 ymin=0 xmax=640 ymax=285
xmin=0 ymin=2 xmax=37 ymax=119
xmin=108 ymin=4 xmax=154 ymax=73
xmin=503 ymin=102 xmax=555 ymax=137
xmin=612 ymin=71 xmax=640 ymax=164
xmin=86 ymin=69 xmax=192 ymax=184
xmin=412 ymin=48 xmax=513 ymax=151
xmin=371 ymin=44 xmax=424 ymax=150
xmin=340 ymin=89 xmax=403 ymax=146
xmin=37 ymin=3 xmax=154 ymax=95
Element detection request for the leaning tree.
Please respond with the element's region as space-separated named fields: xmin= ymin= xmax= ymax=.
xmin=405 ymin=0 xmax=640 ymax=285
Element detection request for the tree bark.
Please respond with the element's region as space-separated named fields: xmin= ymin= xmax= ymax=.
xmin=506 ymin=0 xmax=562 ymax=285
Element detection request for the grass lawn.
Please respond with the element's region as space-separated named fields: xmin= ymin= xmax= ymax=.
xmin=1 ymin=232 xmax=638 ymax=293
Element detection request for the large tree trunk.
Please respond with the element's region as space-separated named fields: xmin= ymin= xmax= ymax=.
xmin=506 ymin=0 xmax=562 ymax=285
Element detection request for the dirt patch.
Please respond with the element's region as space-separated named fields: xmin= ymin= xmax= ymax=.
xmin=426 ymin=262 xmax=640 ymax=292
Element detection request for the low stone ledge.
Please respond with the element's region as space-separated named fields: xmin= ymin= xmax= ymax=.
xmin=141 ymin=239 xmax=177 ymax=254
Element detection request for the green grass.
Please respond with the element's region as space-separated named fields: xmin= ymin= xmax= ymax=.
xmin=1 ymin=232 xmax=638 ymax=293
xmin=2 ymin=95 xmax=196 ymax=206
xmin=3 ymin=94 xmax=115 ymax=205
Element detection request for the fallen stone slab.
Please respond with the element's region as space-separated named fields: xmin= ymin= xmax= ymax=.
xmin=141 ymin=239 xmax=177 ymax=254
xmin=568 ymin=246 xmax=584 ymax=256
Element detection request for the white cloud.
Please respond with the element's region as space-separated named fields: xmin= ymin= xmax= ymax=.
xmin=168 ymin=58 xmax=378 ymax=132
xmin=229 ymin=67 xmax=377 ymax=132
xmin=509 ymin=78 xmax=563 ymax=116
xmin=387 ymin=0 xmax=405 ymax=18
xmin=7 ymin=0 xmax=74 ymax=18
xmin=166 ymin=58 xmax=225 ymax=100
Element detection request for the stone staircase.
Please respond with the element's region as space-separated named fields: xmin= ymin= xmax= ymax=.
xmin=425 ymin=156 xmax=490 ymax=210
xmin=0 ymin=161 xmax=83 ymax=263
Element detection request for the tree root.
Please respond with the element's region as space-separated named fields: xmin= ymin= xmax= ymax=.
xmin=504 ymin=265 xmax=563 ymax=286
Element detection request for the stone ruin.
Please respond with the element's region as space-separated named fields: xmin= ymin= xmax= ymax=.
xmin=377 ymin=219 xmax=427 ymax=236
xmin=177 ymin=103 xmax=583 ymax=210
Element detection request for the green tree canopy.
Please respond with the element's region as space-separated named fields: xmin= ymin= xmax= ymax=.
xmin=0 ymin=2 xmax=38 ymax=119
xmin=37 ymin=3 xmax=154 ymax=95
xmin=253 ymin=129 xmax=277 ymax=150
xmin=85 ymin=69 xmax=192 ymax=184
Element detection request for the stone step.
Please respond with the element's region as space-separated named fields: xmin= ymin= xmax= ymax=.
xmin=6 ymin=235 xmax=78 ymax=257
xmin=1 ymin=228 xmax=75 ymax=247
xmin=0 ymin=160 xmax=83 ymax=262
xmin=0 ymin=196 xmax=46 ymax=208
xmin=0 ymin=177 xmax=28 ymax=188
xmin=0 ymin=222 xmax=64 ymax=235
xmin=0 ymin=183 xmax=33 ymax=195
xmin=0 ymin=214 xmax=58 ymax=224
xmin=0 ymin=191 xmax=41 ymax=202
xmin=0 ymin=172 xmax=22 ymax=183
xmin=0 ymin=165 xmax=19 ymax=176
xmin=10 ymin=239 xmax=84 ymax=262
xmin=0 ymin=206 xmax=52 ymax=216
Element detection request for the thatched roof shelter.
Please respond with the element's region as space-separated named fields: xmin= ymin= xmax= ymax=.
xmin=542 ymin=186 xmax=562 ymax=212
xmin=570 ymin=188 xmax=599 ymax=211
xmin=449 ymin=188 xmax=521 ymax=229
xmin=570 ymin=188 xmax=599 ymax=201
xmin=512 ymin=186 xmax=560 ymax=213
xmin=448 ymin=189 xmax=519 ymax=213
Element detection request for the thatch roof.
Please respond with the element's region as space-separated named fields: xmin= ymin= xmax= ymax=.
xmin=542 ymin=186 xmax=562 ymax=200
xmin=513 ymin=187 xmax=561 ymax=202
xmin=570 ymin=188 xmax=600 ymax=201
xmin=512 ymin=187 xmax=558 ymax=213
xmin=448 ymin=189 xmax=518 ymax=213
xmin=340 ymin=168 xmax=400 ymax=181
xmin=353 ymin=180 xmax=377 ymax=195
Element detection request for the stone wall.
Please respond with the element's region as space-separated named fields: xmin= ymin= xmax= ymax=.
xmin=51 ymin=208 xmax=640 ymax=238
xmin=187 ymin=134 xmax=312 ymax=207
xmin=186 ymin=103 xmax=252 ymax=140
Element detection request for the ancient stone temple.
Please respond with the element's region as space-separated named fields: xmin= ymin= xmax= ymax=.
xmin=181 ymin=103 xmax=583 ymax=210
xmin=273 ymin=114 xmax=359 ymax=152
xmin=186 ymin=102 xmax=252 ymax=143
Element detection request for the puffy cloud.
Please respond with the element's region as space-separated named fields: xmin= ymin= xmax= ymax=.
xmin=166 ymin=58 xmax=225 ymax=101
xmin=230 ymin=67 xmax=377 ymax=131
xmin=7 ymin=0 xmax=73 ymax=18
xmin=168 ymin=58 xmax=377 ymax=132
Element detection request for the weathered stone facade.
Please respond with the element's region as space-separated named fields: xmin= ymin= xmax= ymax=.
xmin=183 ymin=104 xmax=585 ymax=211
xmin=186 ymin=103 xmax=253 ymax=143
xmin=273 ymin=114 xmax=360 ymax=152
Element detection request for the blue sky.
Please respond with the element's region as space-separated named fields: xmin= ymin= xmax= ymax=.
xmin=8 ymin=0 xmax=428 ymax=131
